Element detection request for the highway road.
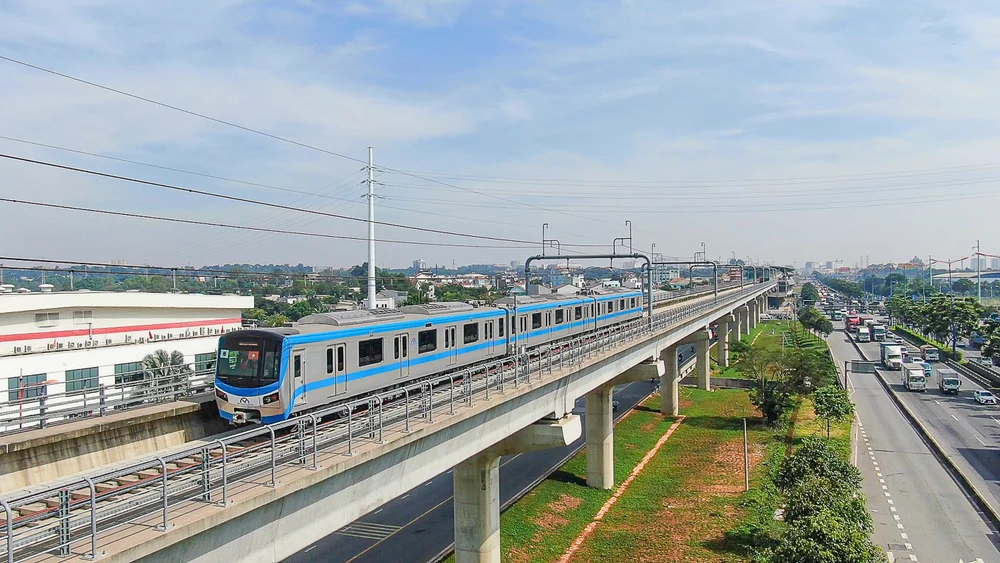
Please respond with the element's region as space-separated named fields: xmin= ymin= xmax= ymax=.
xmin=284 ymin=343 xmax=697 ymax=563
xmin=827 ymin=329 xmax=1000 ymax=562
xmin=854 ymin=336 xmax=1000 ymax=524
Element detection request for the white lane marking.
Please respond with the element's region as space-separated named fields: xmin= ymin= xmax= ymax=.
xmin=305 ymin=546 xmax=316 ymax=553
xmin=883 ymin=485 xmax=889 ymax=490
xmin=897 ymin=523 xmax=905 ymax=529
xmin=425 ymin=481 xmax=433 ymax=487
xmin=885 ymin=492 xmax=892 ymax=497
xmin=975 ymin=435 xmax=987 ymax=446
xmin=878 ymin=473 xmax=883 ymax=477
xmin=908 ymin=555 xmax=917 ymax=562
xmin=894 ymin=514 xmax=901 ymax=521
xmin=401 ymin=494 xmax=410 ymax=500
xmin=935 ymin=400 xmax=941 ymax=404
xmin=888 ymin=499 xmax=894 ymax=505
xmin=891 ymin=506 xmax=897 ymax=512
xmin=952 ymin=414 xmax=959 ymax=421
xmin=900 ymin=532 xmax=907 ymax=539
xmin=904 ymin=542 xmax=911 ymax=549
xmin=879 ymin=478 xmax=885 ymax=483
xmin=374 ymin=508 xmax=383 ymax=514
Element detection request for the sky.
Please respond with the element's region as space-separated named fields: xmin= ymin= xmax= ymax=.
xmin=2 ymin=0 xmax=1000 ymax=272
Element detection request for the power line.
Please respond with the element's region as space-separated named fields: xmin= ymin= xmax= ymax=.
xmin=0 ymin=152 xmax=611 ymax=247
xmin=0 ymin=54 xmax=369 ymax=167
xmin=0 ymin=54 xmax=638 ymax=240
xmin=0 ymin=197 xmax=540 ymax=249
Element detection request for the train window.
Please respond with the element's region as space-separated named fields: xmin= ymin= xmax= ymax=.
xmin=445 ymin=328 xmax=450 ymax=348
xmin=419 ymin=329 xmax=437 ymax=353
xmin=337 ymin=347 xmax=345 ymax=371
xmin=531 ymin=313 xmax=542 ymax=329
xmin=555 ymin=309 xmax=564 ymax=324
xmin=498 ymin=318 xmax=505 ymax=337
xmin=620 ymin=299 xmax=626 ymax=310
xmin=358 ymin=338 xmax=384 ymax=367
xmin=631 ymin=298 xmax=636 ymax=308
xmin=326 ymin=348 xmax=334 ymax=374
xmin=294 ymin=355 xmax=302 ymax=379
xmin=464 ymin=323 xmax=479 ymax=344
xmin=402 ymin=338 xmax=408 ymax=357
xmin=394 ymin=338 xmax=400 ymax=360
xmin=607 ymin=301 xmax=614 ymax=313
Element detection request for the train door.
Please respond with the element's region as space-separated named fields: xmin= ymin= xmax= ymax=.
xmin=444 ymin=325 xmax=458 ymax=364
xmin=393 ymin=333 xmax=410 ymax=378
xmin=485 ymin=320 xmax=495 ymax=354
xmin=327 ymin=344 xmax=347 ymax=395
xmin=292 ymin=348 xmax=306 ymax=406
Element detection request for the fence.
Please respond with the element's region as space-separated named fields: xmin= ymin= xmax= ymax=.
xmin=0 ymin=283 xmax=774 ymax=562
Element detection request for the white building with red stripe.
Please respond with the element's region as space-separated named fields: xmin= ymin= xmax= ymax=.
xmin=1 ymin=289 xmax=253 ymax=401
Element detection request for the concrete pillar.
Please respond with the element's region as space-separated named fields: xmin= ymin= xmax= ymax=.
xmin=741 ymin=305 xmax=750 ymax=335
xmin=454 ymin=453 xmax=501 ymax=563
xmin=454 ymin=416 xmax=581 ymax=563
xmin=660 ymin=344 xmax=679 ymax=416
xmin=731 ymin=310 xmax=743 ymax=342
xmin=697 ymin=336 xmax=711 ymax=390
xmin=586 ymin=386 xmax=614 ymax=489
xmin=716 ymin=314 xmax=734 ymax=369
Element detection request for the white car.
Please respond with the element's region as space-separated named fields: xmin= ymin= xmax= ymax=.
xmin=974 ymin=390 xmax=997 ymax=405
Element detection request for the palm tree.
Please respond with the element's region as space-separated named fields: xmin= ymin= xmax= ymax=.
xmin=131 ymin=349 xmax=194 ymax=403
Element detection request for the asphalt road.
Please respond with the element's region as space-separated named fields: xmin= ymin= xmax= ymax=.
xmin=284 ymin=343 xmax=696 ymax=563
xmin=827 ymin=329 xmax=1000 ymax=562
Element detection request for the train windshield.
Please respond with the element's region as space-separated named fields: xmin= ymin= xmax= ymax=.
xmin=217 ymin=333 xmax=281 ymax=388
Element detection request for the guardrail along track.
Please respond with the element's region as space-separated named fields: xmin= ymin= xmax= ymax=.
xmin=0 ymin=282 xmax=771 ymax=563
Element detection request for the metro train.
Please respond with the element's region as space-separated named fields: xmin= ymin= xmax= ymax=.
xmin=214 ymin=287 xmax=655 ymax=424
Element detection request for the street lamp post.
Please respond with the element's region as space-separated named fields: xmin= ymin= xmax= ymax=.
xmin=625 ymin=220 xmax=633 ymax=253
xmin=541 ymin=223 xmax=548 ymax=256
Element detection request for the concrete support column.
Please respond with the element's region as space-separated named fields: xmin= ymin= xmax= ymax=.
xmin=454 ymin=454 xmax=501 ymax=563
xmin=716 ymin=314 xmax=734 ymax=369
xmin=696 ymin=336 xmax=711 ymax=390
xmin=731 ymin=310 xmax=743 ymax=342
xmin=660 ymin=344 xmax=679 ymax=416
xmin=586 ymin=385 xmax=614 ymax=489
xmin=741 ymin=305 xmax=750 ymax=335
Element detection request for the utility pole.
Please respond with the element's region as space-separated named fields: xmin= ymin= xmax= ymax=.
xmin=367 ymin=147 xmax=377 ymax=310
xmin=976 ymin=240 xmax=982 ymax=303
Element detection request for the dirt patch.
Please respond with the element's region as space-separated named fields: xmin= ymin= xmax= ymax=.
xmin=640 ymin=422 xmax=656 ymax=432
xmin=679 ymin=397 xmax=695 ymax=409
xmin=531 ymin=494 xmax=583 ymax=531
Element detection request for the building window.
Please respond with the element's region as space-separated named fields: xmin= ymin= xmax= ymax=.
xmin=114 ymin=362 xmax=144 ymax=384
xmin=464 ymin=323 xmax=479 ymax=344
xmin=73 ymin=310 xmax=93 ymax=324
xmin=419 ymin=329 xmax=437 ymax=353
xmin=35 ymin=312 xmax=59 ymax=328
xmin=555 ymin=309 xmax=564 ymax=324
xmin=359 ymin=338 xmax=384 ymax=367
xmin=8 ymin=373 xmax=46 ymax=402
xmin=66 ymin=367 xmax=99 ymax=392
xmin=195 ymin=353 xmax=216 ymax=373
xmin=575 ymin=306 xmax=582 ymax=320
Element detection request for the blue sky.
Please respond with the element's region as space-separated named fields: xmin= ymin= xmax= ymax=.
xmin=2 ymin=0 xmax=1000 ymax=271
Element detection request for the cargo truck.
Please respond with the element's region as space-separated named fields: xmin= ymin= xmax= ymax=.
xmin=920 ymin=345 xmax=940 ymax=362
xmin=845 ymin=315 xmax=860 ymax=332
xmin=856 ymin=326 xmax=871 ymax=342
xmin=937 ymin=367 xmax=961 ymax=394
xmin=881 ymin=343 xmax=903 ymax=370
xmin=871 ymin=325 xmax=886 ymax=341
xmin=901 ymin=362 xmax=927 ymax=391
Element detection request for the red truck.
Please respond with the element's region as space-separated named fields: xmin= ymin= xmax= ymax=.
xmin=845 ymin=315 xmax=861 ymax=332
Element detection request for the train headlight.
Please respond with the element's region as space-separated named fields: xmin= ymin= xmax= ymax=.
xmin=262 ymin=392 xmax=280 ymax=405
xmin=216 ymin=389 xmax=229 ymax=401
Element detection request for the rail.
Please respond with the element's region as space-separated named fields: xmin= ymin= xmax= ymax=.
xmin=0 ymin=280 xmax=744 ymax=435
xmin=0 ymin=281 xmax=773 ymax=562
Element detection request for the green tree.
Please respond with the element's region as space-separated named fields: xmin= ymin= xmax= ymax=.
xmin=783 ymin=348 xmax=836 ymax=392
xmin=767 ymin=509 xmax=883 ymax=563
xmin=813 ymin=385 xmax=855 ymax=438
xmin=776 ymin=436 xmax=861 ymax=493
xmin=264 ymin=313 xmax=290 ymax=327
xmin=738 ymin=345 xmax=794 ymax=425
xmin=917 ymin=295 xmax=983 ymax=342
xmin=783 ymin=475 xmax=871 ymax=531
xmin=800 ymin=283 xmax=820 ymax=305
xmin=135 ymin=349 xmax=193 ymax=402
xmin=953 ymin=278 xmax=975 ymax=296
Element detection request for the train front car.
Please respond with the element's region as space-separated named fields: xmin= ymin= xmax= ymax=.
xmin=214 ymin=328 xmax=296 ymax=424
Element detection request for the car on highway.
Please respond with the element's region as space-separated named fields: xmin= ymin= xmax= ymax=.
xmin=974 ymin=390 xmax=997 ymax=405
xmin=915 ymin=361 xmax=933 ymax=378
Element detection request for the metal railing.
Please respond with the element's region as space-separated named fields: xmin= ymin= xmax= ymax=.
xmin=0 ymin=280 xmax=746 ymax=435
xmin=0 ymin=369 xmax=214 ymax=434
xmin=0 ymin=281 xmax=773 ymax=563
